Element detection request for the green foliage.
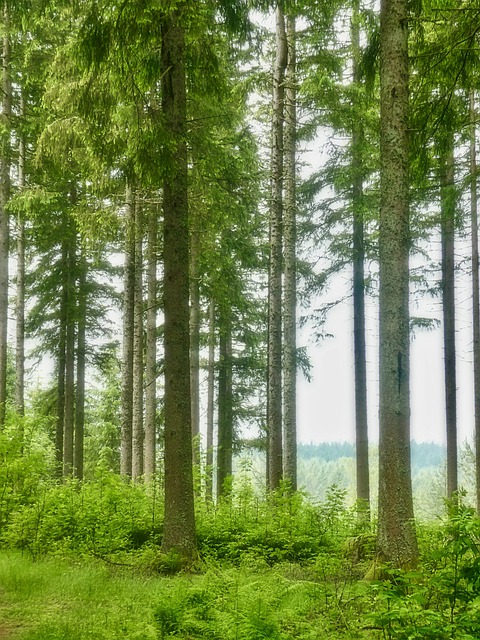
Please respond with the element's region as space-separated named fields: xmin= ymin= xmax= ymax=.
xmin=2 ymin=474 xmax=161 ymax=561
xmin=366 ymin=499 xmax=480 ymax=639
xmin=196 ymin=483 xmax=354 ymax=566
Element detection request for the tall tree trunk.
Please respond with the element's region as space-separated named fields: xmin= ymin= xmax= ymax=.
xmin=268 ymin=4 xmax=287 ymax=491
xmin=190 ymin=225 xmax=201 ymax=472
xmin=74 ymin=245 xmax=87 ymax=481
xmin=120 ymin=181 xmax=135 ymax=478
xmin=132 ymin=197 xmax=144 ymax=480
xmin=351 ymin=0 xmax=370 ymax=516
xmin=282 ymin=12 xmax=297 ymax=491
xmin=63 ymin=222 xmax=76 ymax=478
xmin=160 ymin=5 xmax=197 ymax=562
xmin=470 ymin=92 xmax=480 ymax=514
xmin=0 ymin=1 xmax=11 ymax=429
xmin=55 ymin=242 xmax=68 ymax=478
xmin=205 ymin=299 xmax=215 ymax=501
xmin=15 ymin=91 xmax=26 ymax=419
xmin=216 ymin=310 xmax=233 ymax=499
xmin=376 ymin=0 xmax=418 ymax=570
xmin=144 ymin=207 xmax=158 ymax=482
xmin=440 ymin=135 xmax=458 ymax=499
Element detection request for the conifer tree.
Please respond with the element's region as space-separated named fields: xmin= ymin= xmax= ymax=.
xmin=376 ymin=0 xmax=418 ymax=569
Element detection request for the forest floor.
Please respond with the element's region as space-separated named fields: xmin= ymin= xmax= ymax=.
xmin=0 ymin=551 xmax=379 ymax=640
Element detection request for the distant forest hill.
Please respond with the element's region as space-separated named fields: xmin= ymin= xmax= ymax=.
xmin=298 ymin=442 xmax=446 ymax=472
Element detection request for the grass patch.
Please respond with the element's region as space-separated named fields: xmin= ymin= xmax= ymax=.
xmin=0 ymin=552 xmax=372 ymax=640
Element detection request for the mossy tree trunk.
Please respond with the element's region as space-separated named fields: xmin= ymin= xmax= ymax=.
xmin=160 ymin=4 xmax=197 ymax=562
xmin=376 ymin=0 xmax=418 ymax=569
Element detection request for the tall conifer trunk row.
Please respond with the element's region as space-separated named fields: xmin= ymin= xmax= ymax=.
xmin=74 ymin=246 xmax=87 ymax=481
xmin=160 ymin=4 xmax=197 ymax=561
xmin=132 ymin=199 xmax=144 ymax=480
xmin=351 ymin=0 xmax=370 ymax=516
xmin=144 ymin=208 xmax=158 ymax=482
xmin=0 ymin=1 xmax=11 ymax=429
xmin=282 ymin=12 xmax=297 ymax=491
xmin=120 ymin=181 xmax=135 ymax=477
xmin=440 ymin=135 xmax=458 ymax=498
xmin=376 ymin=0 xmax=418 ymax=569
xmin=268 ymin=4 xmax=287 ymax=491
xmin=63 ymin=217 xmax=77 ymax=478
xmin=205 ymin=299 xmax=215 ymax=501
xmin=469 ymin=91 xmax=480 ymax=514
xmin=16 ymin=91 xmax=26 ymax=420
xmin=217 ymin=309 xmax=233 ymax=499
xmin=190 ymin=225 xmax=201 ymax=471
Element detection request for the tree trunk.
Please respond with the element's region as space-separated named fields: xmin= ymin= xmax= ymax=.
xmin=15 ymin=91 xmax=26 ymax=419
xmin=160 ymin=5 xmax=197 ymax=562
xmin=144 ymin=207 xmax=158 ymax=482
xmin=132 ymin=196 xmax=144 ymax=480
xmin=440 ymin=135 xmax=458 ymax=499
xmin=0 ymin=1 xmax=11 ymax=429
xmin=268 ymin=4 xmax=287 ymax=491
xmin=376 ymin=0 xmax=418 ymax=570
xmin=190 ymin=225 xmax=201 ymax=472
xmin=74 ymin=245 xmax=87 ymax=481
xmin=205 ymin=299 xmax=215 ymax=501
xmin=55 ymin=244 xmax=67 ymax=479
xmin=470 ymin=92 xmax=480 ymax=515
xmin=63 ymin=221 xmax=76 ymax=478
xmin=282 ymin=12 xmax=297 ymax=491
xmin=351 ymin=0 xmax=370 ymax=516
xmin=120 ymin=181 xmax=135 ymax=478
xmin=216 ymin=310 xmax=233 ymax=499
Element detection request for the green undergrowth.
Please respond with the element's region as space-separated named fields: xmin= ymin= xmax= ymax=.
xmin=0 ymin=552 xmax=372 ymax=640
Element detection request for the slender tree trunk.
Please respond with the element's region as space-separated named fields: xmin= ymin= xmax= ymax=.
xmin=470 ymin=92 xmax=480 ymax=515
xmin=15 ymin=91 xmax=26 ymax=419
xmin=63 ymin=222 xmax=76 ymax=478
xmin=160 ymin=5 xmax=197 ymax=562
xmin=190 ymin=225 xmax=201 ymax=472
xmin=120 ymin=181 xmax=135 ymax=478
xmin=351 ymin=1 xmax=370 ymax=516
xmin=132 ymin=197 xmax=144 ymax=480
xmin=74 ymin=246 xmax=87 ymax=481
xmin=376 ymin=0 xmax=418 ymax=570
xmin=205 ymin=299 xmax=215 ymax=501
xmin=268 ymin=4 xmax=287 ymax=491
xmin=55 ymin=244 xmax=67 ymax=478
xmin=282 ymin=12 xmax=297 ymax=491
xmin=217 ymin=311 xmax=233 ymax=499
xmin=0 ymin=1 xmax=11 ymax=429
xmin=144 ymin=207 xmax=158 ymax=482
xmin=440 ymin=135 xmax=458 ymax=499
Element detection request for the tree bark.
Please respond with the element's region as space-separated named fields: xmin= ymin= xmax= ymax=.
xmin=0 ymin=1 xmax=11 ymax=429
xmin=268 ymin=4 xmax=287 ymax=491
xmin=351 ymin=0 xmax=370 ymax=516
xmin=144 ymin=207 xmax=158 ymax=482
xmin=63 ymin=220 xmax=76 ymax=478
xmin=74 ymin=245 xmax=87 ymax=481
xmin=440 ymin=135 xmax=457 ymax=499
xmin=217 ymin=310 xmax=233 ymax=499
xmin=55 ymin=240 xmax=67 ymax=478
xmin=376 ymin=0 xmax=418 ymax=569
xmin=15 ymin=90 xmax=26 ymax=419
xmin=470 ymin=92 xmax=480 ymax=515
xmin=205 ymin=299 xmax=215 ymax=501
xmin=132 ymin=196 xmax=144 ymax=480
xmin=120 ymin=181 xmax=135 ymax=478
xmin=282 ymin=12 xmax=297 ymax=491
xmin=190 ymin=224 xmax=201 ymax=473
xmin=160 ymin=5 xmax=197 ymax=562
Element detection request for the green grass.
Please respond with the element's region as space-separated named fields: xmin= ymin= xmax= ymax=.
xmin=0 ymin=552 xmax=372 ymax=640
